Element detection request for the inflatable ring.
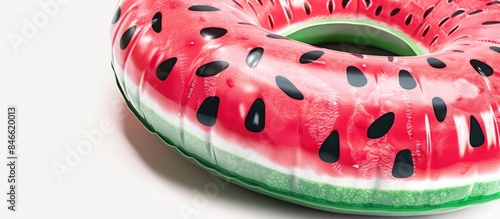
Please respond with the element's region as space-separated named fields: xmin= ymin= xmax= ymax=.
xmin=110 ymin=0 xmax=500 ymax=216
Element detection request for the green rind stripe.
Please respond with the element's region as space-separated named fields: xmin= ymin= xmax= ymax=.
xmin=279 ymin=19 xmax=425 ymax=56
xmin=114 ymin=71 xmax=500 ymax=216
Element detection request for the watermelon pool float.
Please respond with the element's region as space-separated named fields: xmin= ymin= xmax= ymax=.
xmin=110 ymin=0 xmax=500 ymax=216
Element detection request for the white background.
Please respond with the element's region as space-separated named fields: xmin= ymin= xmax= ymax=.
xmin=1 ymin=0 xmax=499 ymax=218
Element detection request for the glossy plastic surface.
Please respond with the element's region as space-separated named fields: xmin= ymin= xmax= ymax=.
xmin=110 ymin=0 xmax=500 ymax=215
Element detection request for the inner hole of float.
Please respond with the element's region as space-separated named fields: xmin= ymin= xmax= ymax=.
xmin=283 ymin=21 xmax=424 ymax=56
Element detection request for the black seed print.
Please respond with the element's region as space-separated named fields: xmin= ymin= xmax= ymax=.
xmin=319 ymin=130 xmax=340 ymax=163
xmin=469 ymin=9 xmax=483 ymax=15
xmin=392 ymin=149 xmax=414 ymax=178
xmin=423 ymin=6 xmax=434 ymax=19
xmin=342 ymin=0 xmax=349 ymax=9
xmin=196 ymin=96 xmax=220 ymax=126
xmin=238 ymin=22 xmax=252 ymax=25
xmin=346 ymin=66 xmax=368 ymax=87
xmin=284 ymin=7 xmax=293 ymax=20
xmin=257 ymin=0 xmax=263 ymax=6
xmin=268 ymin=14 xmax=274 ymax=29
xmin=490 ymin=46 xmax=500 ymax=53
xmin=487 ymin=1 xmax=500 ymax=6
xmin=304 ymin=2 xmax=311 ymax=15
xmin=327 ymin=0 xmax=334 ymax=14
xmin=196 ymin=61 xmax=230 ymax=77
xmin=399 ymin=70 xmax=417 ymax=90
xmin=375 ymin=6 xmax=382 ymax=16
xmin=352 ymin=53 xmax=364 ymax=58
xmin=156 ymin=57 xmax=177 ymax=81
xmin=120 ymin=26 xmax=136 ymax=50
xmin=245 ymin=98 xmax=265 ymax=132
xmin=405 ymin=14 xmax=413 ymax=26
xmin=422 ymin=25 xmax=430 ymax=37
xmin=447 ymin=0 xmax=453 ymax=3
xmin=452 ymin=9 xmax=465 ymax=17
xmin=439 ymin=17 xmax=450 ymax=27
xmin=388 ymin=56 xmax=395 ymax=62
xmin=367 ymin=112 xmax=395 ymax=139
xmin=299 ymin=50 xmax=324 ymax=64
xmin=246 ymin=47 xmax=264 ymax=68
xmin=448 ymin=25 xmax=460 ymax=36
xmin=470 ymin=116 xmax=485 ymax=147
xmin=275 ymin=76 xmax=304 ymax=100
xmin=200 ymin=27 xmax=227 ymax=39
xmin=152 ymin=12 xmax=162 ymax=33
xmin=453 ymin=50 xmax=465 ymax=53
xmin=111 ymin=7 xmax=121 ymax=24
xmin=430 ymin=36 xmax=439 ymax=46
xmin=267 ymin=34 xmax=286 ymax=39
xmin=432 ymin=97 xmax=447 ymax=122
xmin=453 ymin=35 xmax=470 ymax=41
xmin=231 ymin=0 xmax=244 ymax=9
xmin=470 ymin=59 xmax=494 ymax=77
xmin=427 ymin=57 xmax=446 ymax=69
xmin=390 ymin=8 xmax=400 ymax=16
xmin=189 ymin=5 xmax=220 ymax=11
xmin=483 ymin=21 xmax=500 ymax=25
xmin=247 ymin=1 xmax=258 ymax=17
xmin=364 ymin=0 xmax=371 ymax=8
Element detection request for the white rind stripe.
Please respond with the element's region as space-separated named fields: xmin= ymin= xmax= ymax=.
xmin=117 ymin=66 xmax=500 ymax=191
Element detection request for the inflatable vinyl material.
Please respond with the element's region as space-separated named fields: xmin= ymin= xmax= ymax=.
xmin=110 ymin=0 xmax=500 ymax=216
